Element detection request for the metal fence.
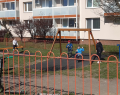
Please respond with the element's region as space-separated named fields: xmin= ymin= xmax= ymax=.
xmin=0 ymin=49 xmax=119 ymax=95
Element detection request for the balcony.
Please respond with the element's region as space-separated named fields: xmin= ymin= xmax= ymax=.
xmin=0 ymin=10 xmax=19 ymax=19
xmin=33 ymin=6 xmax=77 ymax=17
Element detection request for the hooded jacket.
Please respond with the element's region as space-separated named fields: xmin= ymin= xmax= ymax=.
xmin=96 ymin=42 xmax=103 ymax=53
xmin=66 ymin=43 xmax=73 ymax=50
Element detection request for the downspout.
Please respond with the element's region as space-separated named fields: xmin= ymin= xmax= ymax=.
xmin=76 ymin=0 xmax=78 ymax=41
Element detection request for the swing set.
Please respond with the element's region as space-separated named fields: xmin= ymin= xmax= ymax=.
xmin=50 ymin=28 xmax=96 ymax=59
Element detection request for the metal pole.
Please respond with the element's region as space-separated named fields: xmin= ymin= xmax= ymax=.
xmin=59 ymin=31 xmax=62 ymax=55
xmin=88 ymin=30 xmax=91 ymax=60
xmin=117 ymin=44 xmax=120 ymax=68
xmin=15 ymin=0 xmax=16 ymax=20
xmin=76 ymin=0 xmax=78 ymax=41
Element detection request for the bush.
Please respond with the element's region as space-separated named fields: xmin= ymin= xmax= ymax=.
xmin=4 ymin=32 xmax=10 ymax=38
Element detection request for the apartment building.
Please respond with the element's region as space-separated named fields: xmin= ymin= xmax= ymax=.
xmin=0 ymin=0 xmax=120 ymax=41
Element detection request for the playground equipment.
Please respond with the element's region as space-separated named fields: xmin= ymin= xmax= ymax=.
xmin=0 ymin=46 xmax=24 ymax=51
xmin=50 ymin=28 xmax=96 ymax=59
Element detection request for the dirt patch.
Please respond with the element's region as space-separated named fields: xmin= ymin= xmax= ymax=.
xmin=2 ymin=75 xmax=120 ymax=95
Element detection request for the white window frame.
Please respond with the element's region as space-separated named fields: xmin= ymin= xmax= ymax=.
xmin=24 ymin=2 xmax=32 ymax=12
xmin=86 ymin=0 xmax=99 ymax=8
xmin=86 ymin=18 xmax=100 ymax=30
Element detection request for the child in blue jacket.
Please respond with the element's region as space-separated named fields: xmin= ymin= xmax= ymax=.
xmin=66 ymin=40 xmax=73 ymax=57
xmin=76 ymin=45 xmax=84 ymax=58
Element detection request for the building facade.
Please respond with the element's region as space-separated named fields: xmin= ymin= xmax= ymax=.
xmin=0 ymin=0 xmax=120 ymax=41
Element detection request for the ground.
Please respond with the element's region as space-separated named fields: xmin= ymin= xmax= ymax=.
xmin=2 ymin=75 xmax=120 ymax=95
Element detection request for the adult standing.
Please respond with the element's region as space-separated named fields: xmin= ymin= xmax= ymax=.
xmin=96 ymin=39 xmax=105 ymax=63
xmin=66 ymin=40 xmax=73 ymax=57
xmin=13 ymin=38 xmax=19 ymax=51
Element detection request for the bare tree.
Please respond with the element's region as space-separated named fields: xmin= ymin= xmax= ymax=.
xmin=96 ymin=0 xmax=120 ymax=23
xmin=25 ymin=20 xmax=35 ymax=39
xmin=0 ymin=30 xmax=7 ymax=38
xmin=12 ymin=20 xmax=26 ymax=42
xmin=0 ymin=18 xmax=13 ymax=37
xmin=24 ymin=19 xmax=53 ymax=39
xmin=34 ymin=19 xmax=53 ymax=39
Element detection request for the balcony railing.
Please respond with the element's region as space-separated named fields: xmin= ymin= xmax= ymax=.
xmin=33 ymin=6 xmax=77 ymax=16
xmin=0 ymin=10 xmax=19 ymax=18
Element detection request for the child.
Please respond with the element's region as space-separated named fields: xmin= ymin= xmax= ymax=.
xmin=13 ymin=38 xmax=19 ymax=51
xmin=76 ymin=45 xmax=84 ymax=58
xmin=66 ymin=40 xmax=73 ymax=57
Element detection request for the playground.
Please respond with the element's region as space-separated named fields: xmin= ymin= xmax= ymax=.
xmin=0 ymin=28 xmax=120 ymax=95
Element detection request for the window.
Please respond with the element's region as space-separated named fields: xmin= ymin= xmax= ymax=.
xmin=49 ymin=0 xmax=52 ymax=7
xmin=87 ymin=0 xmax=98 ymax=8
xmin=42 ymin=0 xmax=45 ymax=7
xmin=46 ymin=0 xmax=52 ymax=7
xmin=35 ymin=0 xmax=40 ymax=7
xmin=11 ymin=2 xmax=15 ymax=10
xmin=63 ymin=19 xmax=68 ymax=27
xmin=6 ymin=3 xmax=10 ymax=10
xmin=63 ymin=0 xmax=67 ymax=6
xmin=87 ymin=18 xmax=100 ymax=30
xmin=69 ymin=0 xmax=74 ymax=6
xmin=61 ymin=0 xmax=75 ymax=6
xmin=69 ymin=19 xmax=74 ymax=27
xmin=9 ymin=21 xmax=13 ymax=25
xmin=24 ymin=2 xmax=32 ymax=12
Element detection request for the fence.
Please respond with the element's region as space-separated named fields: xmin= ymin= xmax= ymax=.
xmin=2 ymin=38 xmax=80 ymax=49
xmin=0 ymin=49 xmax=119 ymax=95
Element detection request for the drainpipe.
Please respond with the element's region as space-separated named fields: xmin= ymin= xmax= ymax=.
xmin=15 ymin=0 xmax=16 ymax=20
xmin=76 ymin=0 xmax=78 ymax=41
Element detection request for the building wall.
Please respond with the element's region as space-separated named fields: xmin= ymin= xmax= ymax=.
xmin=80 ymin=0 xmax=120 ymax=40
xmin=0 ymin=0 xmax=120 ymax=41
xmin=19 ymin=0 xmax=33 ymax=21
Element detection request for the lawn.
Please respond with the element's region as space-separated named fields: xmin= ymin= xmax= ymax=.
xmin=0 ymin=42 xmax=119 ymax=79
xmin=0 ymin=42 xmax=120 ymax=95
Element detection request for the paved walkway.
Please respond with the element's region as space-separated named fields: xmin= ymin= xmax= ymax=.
xmin=28 ymin=53 xmax=107 ymax=71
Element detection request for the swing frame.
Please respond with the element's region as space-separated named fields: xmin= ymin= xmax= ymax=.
xmin=50 ymin=28 xmax=96 ymax=59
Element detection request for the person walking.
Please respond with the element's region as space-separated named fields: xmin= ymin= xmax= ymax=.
xmin=66 ymin=40 xmax=73 ymax=57
xmin=96 ymin=39 xmax=105 ymax=63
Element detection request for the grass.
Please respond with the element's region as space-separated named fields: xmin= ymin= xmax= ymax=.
xmin=0 ymin=42 xmax=120 ymax=79
xmin=0 ymin=41 xmax=120 ymax=95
